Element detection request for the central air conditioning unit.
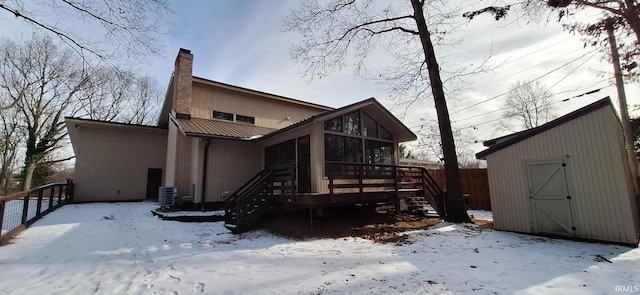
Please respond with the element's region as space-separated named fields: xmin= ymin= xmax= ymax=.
xmin=158 ymin=186 xmax=178 ymax=210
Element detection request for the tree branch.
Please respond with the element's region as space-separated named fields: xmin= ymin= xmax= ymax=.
xmin=0 ymin=3 xmax=111 ymax=65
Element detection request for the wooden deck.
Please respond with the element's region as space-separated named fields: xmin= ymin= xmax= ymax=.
xmin=275 ymin=189 xmax=421 ymax=209
xmin=224 ymin=163 xmax=444 ymax=233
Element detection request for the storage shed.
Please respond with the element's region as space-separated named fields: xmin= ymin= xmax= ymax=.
xmin=476 ymin=97 xmax=640 ymax=246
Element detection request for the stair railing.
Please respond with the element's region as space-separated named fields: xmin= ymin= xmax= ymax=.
xmin=224 ymin=163 xmax=296 ymax=232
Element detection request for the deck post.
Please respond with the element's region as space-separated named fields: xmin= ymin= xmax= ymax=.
xmin=0 ymin=200 xmax=5 ymax=234
xmin=36 ymin=189 xmax=43 ymax=217
xmin=358 ymin=165 xmax=363 ymax=194
xmin=329 ymin=177 xmax=334 ymax=196
xmin=394 ymin=166 xmax=400 ymax=213
xmin=309 ymin=208 xmax=314 ymax=229
xmin=21 ymin=196 xmax=29 ymax=225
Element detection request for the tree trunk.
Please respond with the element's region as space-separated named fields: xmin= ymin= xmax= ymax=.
xmin=21 ymin=162 xmax=37 ymax=191
xmin=410 ymin=0 xmax=471 ymax=223
xmin=607 ymin=20 xmax=639 ymax=192
xmin=622 ymin=0 xmax=640 ymax=43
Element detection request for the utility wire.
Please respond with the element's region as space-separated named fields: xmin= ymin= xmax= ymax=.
xmin=451 ymin=48 xmax=599 ymax=115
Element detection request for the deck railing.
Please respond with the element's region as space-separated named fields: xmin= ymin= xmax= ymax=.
xmin=0 ymin=180 xmax=74 ymax=245
xmin=326 ymin=162 xmax=445 ymax=217
xmin=224 ymin=164 xmax=295 ymax=232
xmin=326 ymin=162 xmax=401 ymax=195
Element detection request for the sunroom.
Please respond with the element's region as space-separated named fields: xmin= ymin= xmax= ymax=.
xmin=225 ymin=98 xmax=445 ymax=232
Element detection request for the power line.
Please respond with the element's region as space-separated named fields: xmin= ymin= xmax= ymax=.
xmin=454 ymin=85 xmax=608 ymax=131
xmin=408 ymin=80 xmax=611 ymax=130
xmin=451 ymin=48 xmax=599 ymax=115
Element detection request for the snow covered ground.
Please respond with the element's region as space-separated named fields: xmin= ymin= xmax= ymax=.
xmin=0 ymin=202 xmax=638 ymax=294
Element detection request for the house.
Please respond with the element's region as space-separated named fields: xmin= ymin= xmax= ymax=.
xmin=66 ymin=48 xmax=444 ymax=232
xmin=476 ymin=97 xmax=640 ymax=246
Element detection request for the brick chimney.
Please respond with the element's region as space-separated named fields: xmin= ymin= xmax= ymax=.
xmin=172 ymin=48 xmax=193 ymax=119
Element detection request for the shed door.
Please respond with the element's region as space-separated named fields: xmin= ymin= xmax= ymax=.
xmin=526 ymin=158 xmax=576 ymax=236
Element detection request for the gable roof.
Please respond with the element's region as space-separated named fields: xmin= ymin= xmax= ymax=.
xmin=258 ymin=97 xmax=418 ymax=143
xmin=475 ymin=97 xmax=614 ymax=159
xmin=170 ymin=97 xmax=417 ymax=143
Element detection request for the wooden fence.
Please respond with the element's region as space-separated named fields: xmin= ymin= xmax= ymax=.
xmin=0 ymin=180 xmax=74 ymax=245
xmin=428 ymin=169 xmax=491 ymax=211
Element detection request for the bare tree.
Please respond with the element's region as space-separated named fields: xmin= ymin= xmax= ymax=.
xmin=0 ymin=35 xmax=90 ymax=189
xmin=414 ymin=119 xmax=483 ymax=167
xmin=465 ymin=1 xmax=639 ymax=78
xmin=75 ymin=68 xmax=161 ymax=125
xmin=501 ymin=81 xmax=555 ymax=131
xmin=0 ymin=34 xmax=161 ymax=190
xmin=0 ymin=107 xmax=22 ymax=194
xmin=0 ymin=0 xmax=172 ymax=64
xmin=121 ymin=75 xmax=162 ymax=125
xmin=546 ymin=0 xmax=640 ymax=43
xmin=285 ymin=0 xmax=472 ymax=222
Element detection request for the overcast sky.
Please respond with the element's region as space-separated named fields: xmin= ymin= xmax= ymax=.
xmin=1 ymin=0 xmax=638 ymax=158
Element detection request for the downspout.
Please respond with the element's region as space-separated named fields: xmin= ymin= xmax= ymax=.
xmin=201 ymin=138 xmax=211 ymax=211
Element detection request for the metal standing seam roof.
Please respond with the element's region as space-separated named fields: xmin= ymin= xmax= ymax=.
xmin=175 ymin=117 xmax=278 ymax=140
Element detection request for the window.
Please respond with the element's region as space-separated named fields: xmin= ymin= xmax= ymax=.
xmin=278 ymin=139 xmax=296 ymax=165
xmin=343 ymin=111 xmax=360 ymax=135
xmin=365 ymin=140 xmax=393 ymax=165
xmin=324 ymin=134 xmax=364 ymax=163
xmin=325 ymin=110 xmax=391 ymax=140
xmin=379 ymin=126 xmax=392 ymax=140
xmin=213 ymin=111 xmax=233 ymax=121
xmin=324 ymin=117 xmax=342 ymax=132
xmin=236 ymin=114 xmax=255 ymax=124
xmin=362 ymin=112 xmax=378 ymax=137
xmin=265 ymin=139 xmax=296 ymax=168
xmin=324 ymin=134 xmax=344 ymax=162
xmin=345 ymin=137 xmax=363 ymax=163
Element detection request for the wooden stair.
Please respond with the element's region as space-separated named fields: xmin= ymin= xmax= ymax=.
xmin=224 ymin=164 xmax=295 ymax=233
xmin=397 ymin=167 xmax=446 ymax=218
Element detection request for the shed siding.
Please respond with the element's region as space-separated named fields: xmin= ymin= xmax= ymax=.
xmin=191 ymin=82 xmax=323 ymax=129
xmin=487 ymin=106 xmax=638 ymax=244
xmin=74 ymin=126 xmax=166 ymax=202
xmin=205 ymin=139 xmax=262 ymax=202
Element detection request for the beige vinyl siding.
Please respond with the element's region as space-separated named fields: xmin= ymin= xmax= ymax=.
xmin=73 ymin=126 xmax=167 ymax=202
xmin=165 ymin=123 xmax=178 ymax=186
xmin=205 ymin=139 xmax=262 ymax=202
xmin=165 ymin=122 xmax=192 ymax=197
xmin=486 ymin=106 xmax=639 ymax=244
xmin=310 ymin=123 xmax=325 ymax=193
xmin=191 ymin=82 xmax=324 ymax=129
xmin=189 ymin=137 xmax=205 ymax=202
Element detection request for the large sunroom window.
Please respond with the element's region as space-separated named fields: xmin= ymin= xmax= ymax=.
xmin=324 ymin=110 xmax=394 ymax=175
xmin=365 ymin=140 xmax=393 ymax=165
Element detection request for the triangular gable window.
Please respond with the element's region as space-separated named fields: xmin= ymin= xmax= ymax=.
xmin=380 ymin=125 xmax=392 ymax=140
xmin=362 ymin=112 xmax=378 ymax=137
xmin=324 ymin=110 xmax=392 ymax=140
